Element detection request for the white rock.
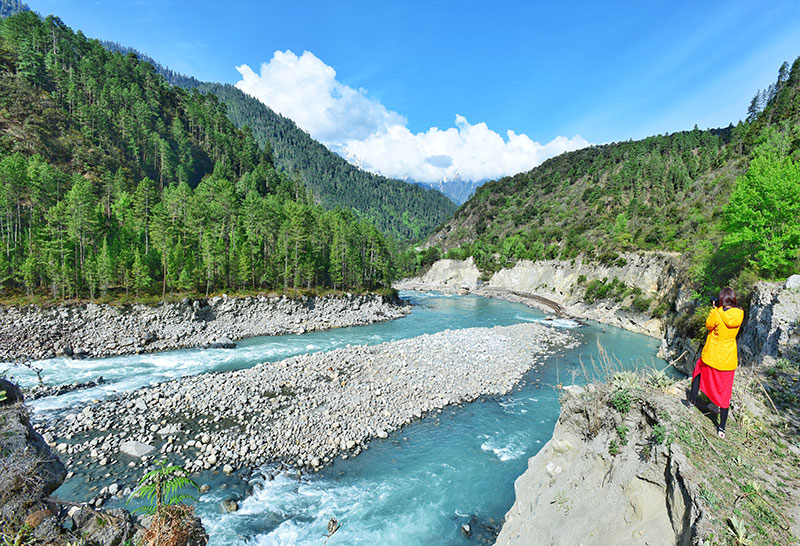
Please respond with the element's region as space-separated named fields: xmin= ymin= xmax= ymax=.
xmin=119 ymin=440 xmax=155 ymax=458
xmin=785 ymin=274 xmax=800 ymax=290
xmin=157 ymin=424 xmax=180 ymax=436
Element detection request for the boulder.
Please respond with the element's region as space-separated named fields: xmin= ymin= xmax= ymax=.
xmin=73 ymin=507 xmax=137 ymax=546
xmin=221 ymin=499 xmax=239 ymax=513
xmin=157 ymin=424 xmax=181 ymax=436
xmin=0 ymin=378 xmax=23 ymax=405
xmin=207 ymin=336 xmax=236 ymax=349
xmin=0 ymin=397 xmax=66 ymax=522
xmin=786 ymin=274 xmax=800 ymax=290
xmin=119 ymin=440 xmax=156 ymax=458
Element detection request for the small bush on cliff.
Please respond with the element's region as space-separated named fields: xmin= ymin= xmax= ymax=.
xmin=610 ymin=388 xmax=632 ymax=414
xmin=630 ymin=294 xmax=651 ymax=313
xmin=584 ymin=277 xmax=630 ymax=303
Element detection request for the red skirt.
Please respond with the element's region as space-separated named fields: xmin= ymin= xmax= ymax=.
xmin=692 ymin=357 xmax=735 ymax=409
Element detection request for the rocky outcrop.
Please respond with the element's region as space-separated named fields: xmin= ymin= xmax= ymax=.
xmin=394 ymin=257 xmax=483 ymax=292
xmin=0 ymin=380 xmax=67 ymax=529
xmin=496 ymin=386 xmax=709 ymax=546
xmin=0 ymin=293 xmax=409 ymax=361
xmin=736 ymin=278 xmax=800 ymax=366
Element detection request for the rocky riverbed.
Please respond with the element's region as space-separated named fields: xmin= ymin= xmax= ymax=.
xmin=35 ymin=323 xmax=576 ymax=506
xmin=0 ymin=293 xmax=408 ymax=361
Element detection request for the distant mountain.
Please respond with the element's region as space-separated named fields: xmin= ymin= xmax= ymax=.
xmin=411 ymin=178 xmax=483 ymax=205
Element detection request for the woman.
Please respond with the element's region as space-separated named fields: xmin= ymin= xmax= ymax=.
xmin=685 ymin=287 xmax=744 ymax=439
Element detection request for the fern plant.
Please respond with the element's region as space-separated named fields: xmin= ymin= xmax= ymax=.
xmin=127 ymin=460 xmax=199 ymax=515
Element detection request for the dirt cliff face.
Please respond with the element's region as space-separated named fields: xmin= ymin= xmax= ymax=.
xmin=396 ymin=253 xmax=682 ymax=338
xmin=486 ymin=253 xmax=680 ymax=338
xmin=495 ymin=385 xmax=709 ymax=546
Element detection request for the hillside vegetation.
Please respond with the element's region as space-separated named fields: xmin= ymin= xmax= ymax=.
xmin=0 ymin=11 xmax=394 ymax=302
xmin=417 ymin=57 xmax=800 ymax=296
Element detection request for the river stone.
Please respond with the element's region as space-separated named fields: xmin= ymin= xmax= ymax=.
xmin=157 ymin=424 xmax=180 ymax=435
xmin=119 ymin=440 xmax=155 ymax=458
xmin=786 ymin=275 xmax=800 ymax=290
xmin=0 ymin=378 xmax=23 ymax=405
xmin=221 ymin=499 xmax=239 ymax=513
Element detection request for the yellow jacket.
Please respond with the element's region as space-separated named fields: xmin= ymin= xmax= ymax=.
xmin=700 ymin=306 xmax=744 ymax=371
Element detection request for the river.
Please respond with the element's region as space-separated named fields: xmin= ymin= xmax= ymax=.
xmin=13 ymin=291 xmax=667 ymax=545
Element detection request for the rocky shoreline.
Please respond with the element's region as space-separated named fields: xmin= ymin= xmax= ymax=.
xmin=37 ymin=323 xmax=577 ymax=506
xmin=0 ymin=293 xmax=409 ymax=362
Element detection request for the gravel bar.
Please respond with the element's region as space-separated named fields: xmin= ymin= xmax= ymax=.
xmin=41 ymin=322 xmax=577 ymax=504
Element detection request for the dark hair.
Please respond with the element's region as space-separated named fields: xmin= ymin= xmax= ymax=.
xmin=719 ymin=287 xmax=737 ymax=308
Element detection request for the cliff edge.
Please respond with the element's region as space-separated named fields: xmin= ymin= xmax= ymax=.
xmin=496 ymin=363 xmax=800 ymax=545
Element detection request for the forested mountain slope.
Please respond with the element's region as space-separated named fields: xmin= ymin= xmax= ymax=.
xmin=196 ymin=83 xmax=456 ymax=240
xmin=0 ymin=11 xmax=394 ymax=301
xmin=96 ymin=47 xmax=457 ymax=241
xmin=421 ymin=57 xmax=800 ymax=293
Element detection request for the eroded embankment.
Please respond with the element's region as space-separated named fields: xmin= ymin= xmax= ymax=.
xmin=0 ymin=293 xmax=409 ymax=361
xmin=496 ymin=384 xmax=708 ymax=546
xmin=395 ymin=253 xmax=680 ymax=338
xmin=41 ymin=323 xmax=577 ymax=507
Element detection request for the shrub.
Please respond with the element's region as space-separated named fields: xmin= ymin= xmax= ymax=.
xmin=584 ymin=277 xmax=630 ymax=303
xmin=610 ymin=388 xmax=632 ymax=414
xmin=652 ymin=424 xmax=667 ymax=445
xmin=616 ymin=425 xmax=630 ymax=446
xmin=128 ymin=461 xmax=199 ymax=516
xmin=631 ymin=294 xmax=651 ymax=313
xmin=651 ymin=301 xmax=669 ymax=318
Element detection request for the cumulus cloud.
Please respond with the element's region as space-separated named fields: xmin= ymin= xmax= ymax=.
xmin=235 ymin=50 xmax=589 ymax=184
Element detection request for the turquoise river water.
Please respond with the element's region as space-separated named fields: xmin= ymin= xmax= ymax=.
xmin=13 ymin=292 xmax=668 ymax=545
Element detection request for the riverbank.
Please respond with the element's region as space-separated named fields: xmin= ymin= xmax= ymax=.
xmin=0 ymin=293 xmax=409 ymax=362
xmin=394 ymin=253 xmax=679 ymax=340
xmin=39 ymin=322 xmax=577 ymax=506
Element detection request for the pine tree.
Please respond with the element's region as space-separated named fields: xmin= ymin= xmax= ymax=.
xmin=132 ymin=249 xmax=152 ymax=296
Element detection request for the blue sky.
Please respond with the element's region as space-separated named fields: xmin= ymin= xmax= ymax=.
xmin=26 ymin=1 xmax=800 ymax=183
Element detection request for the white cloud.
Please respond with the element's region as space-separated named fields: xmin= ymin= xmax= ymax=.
xmin=235 ymin=50 xmax=589 ymax=184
